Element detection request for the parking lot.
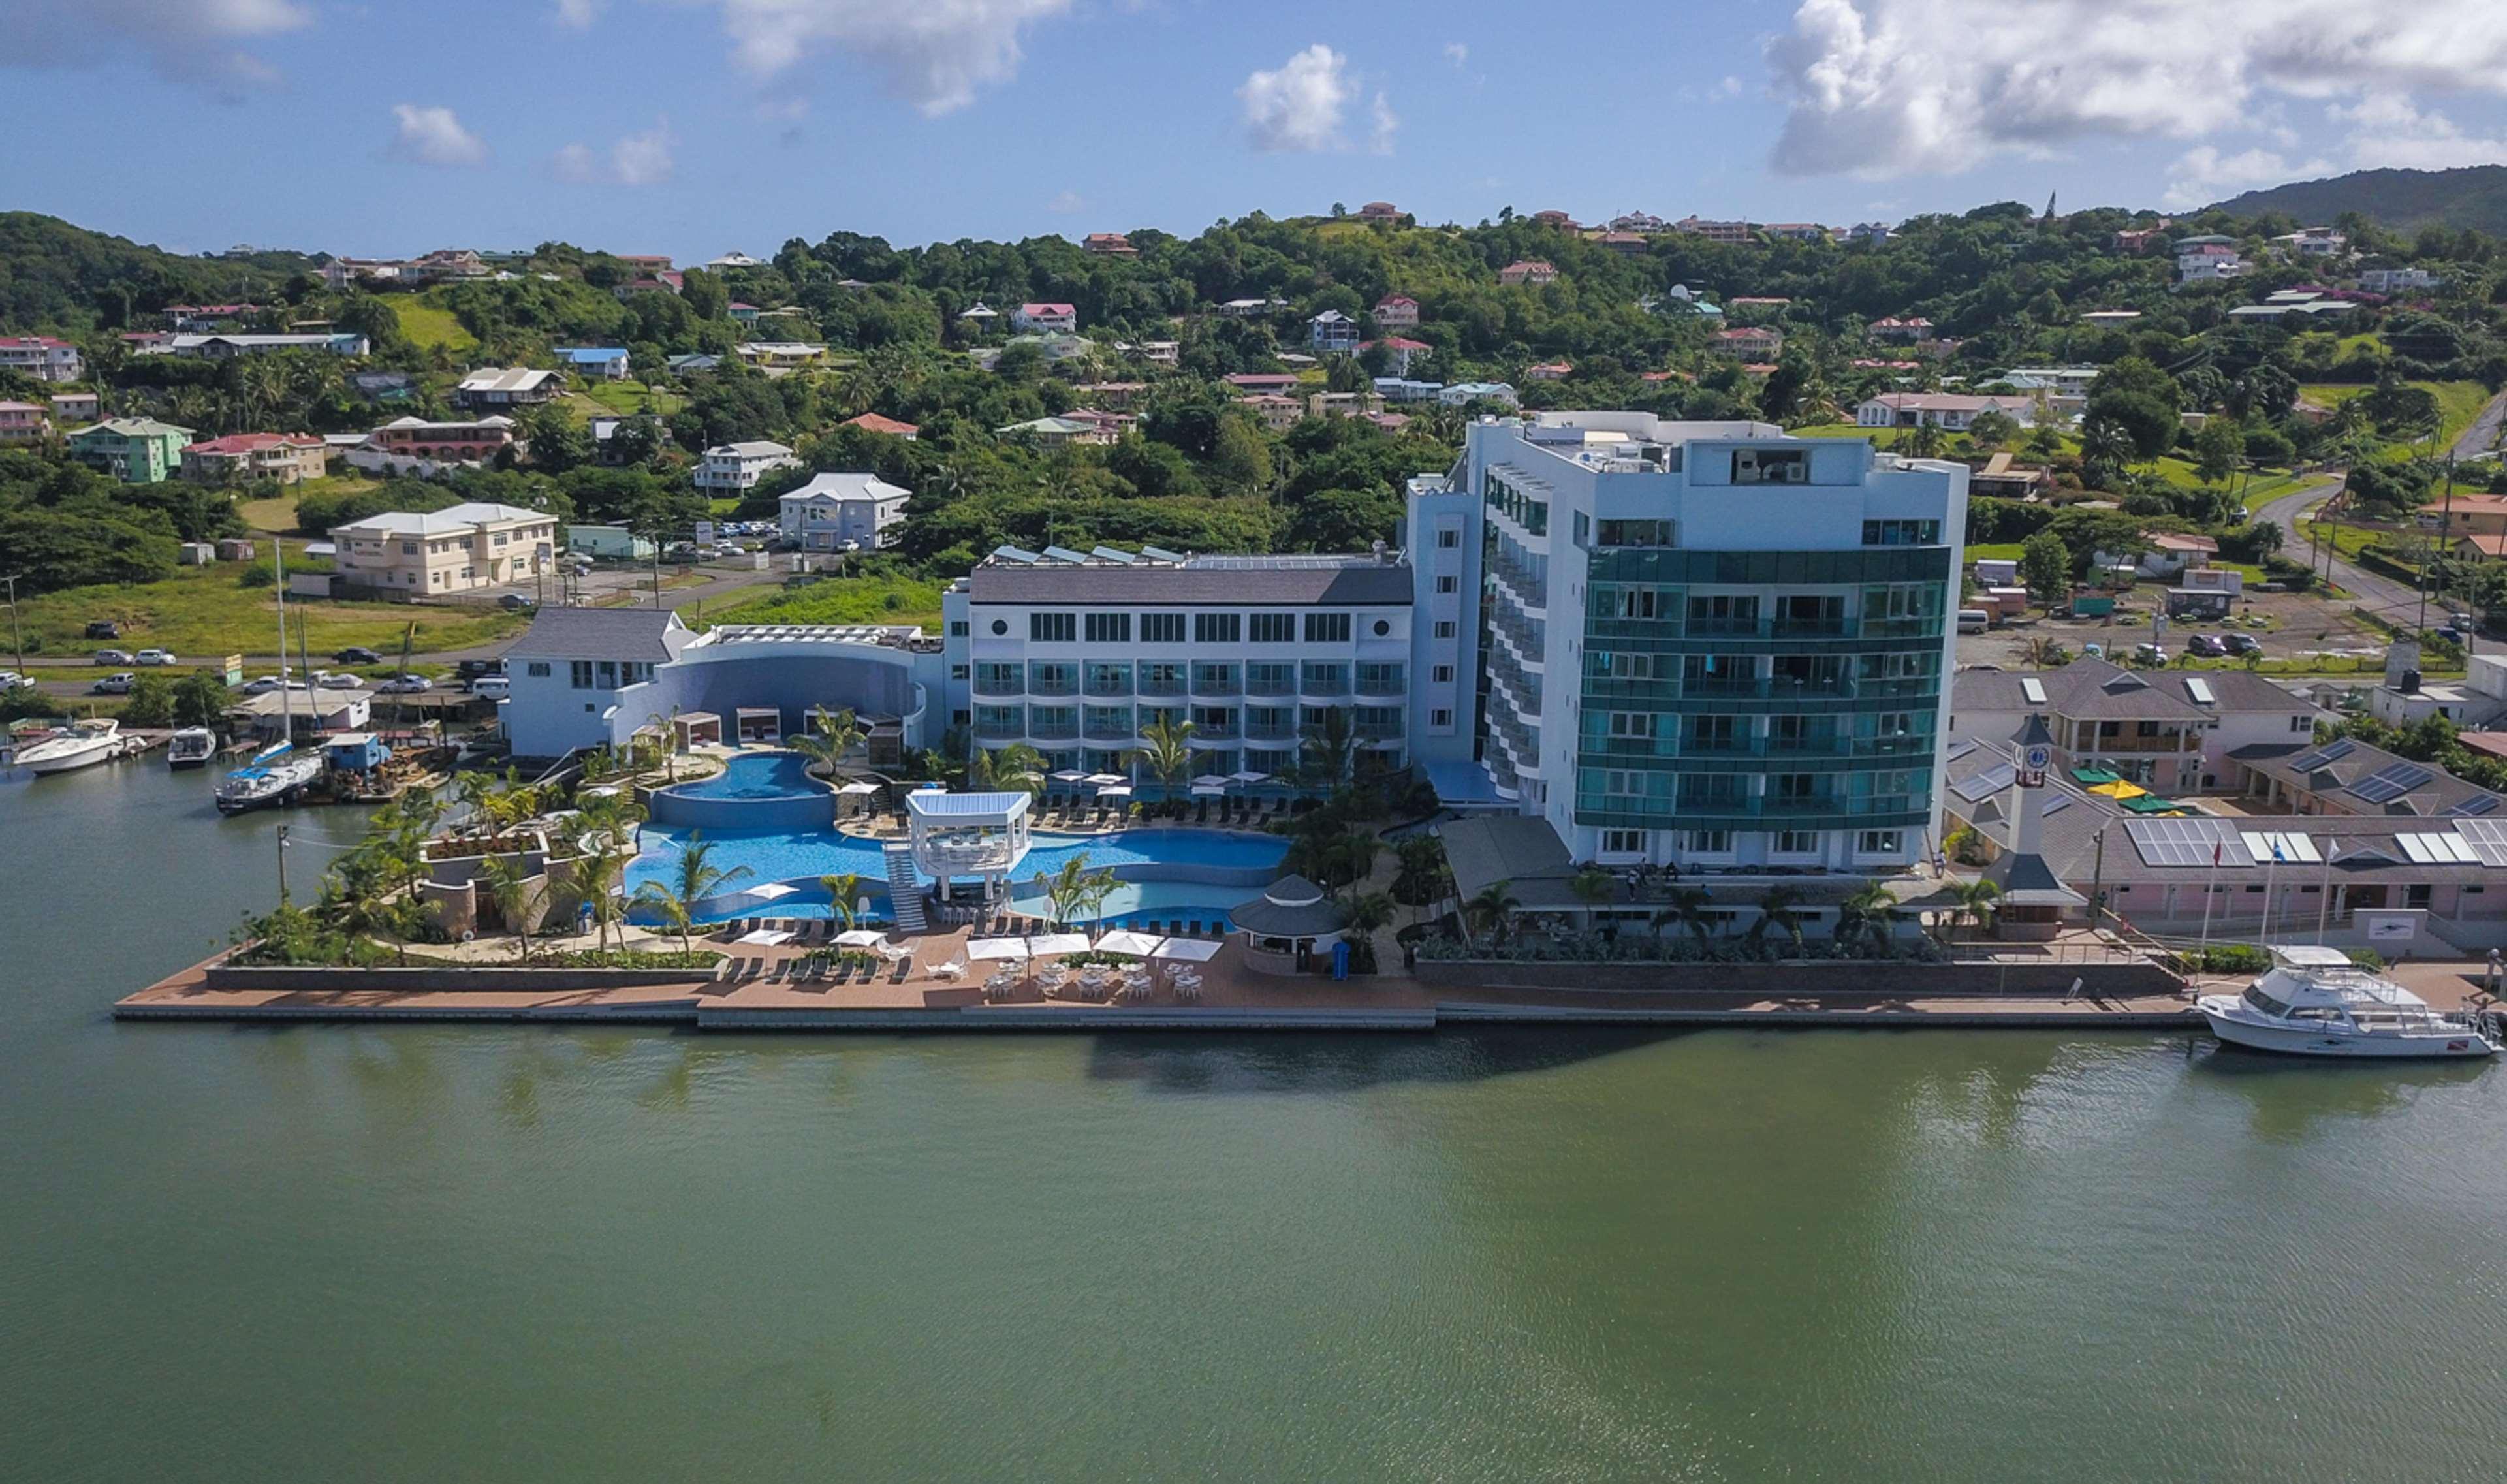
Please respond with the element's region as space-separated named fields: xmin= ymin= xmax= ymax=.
xmin=1957 ymin=585 xmax=2399 ymax=672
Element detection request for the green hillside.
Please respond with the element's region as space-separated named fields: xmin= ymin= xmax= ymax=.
xmin=2209 ymin=166 xmax=2507 ymax=236
xmin=0 ymin=212 xmax=317 ymax=334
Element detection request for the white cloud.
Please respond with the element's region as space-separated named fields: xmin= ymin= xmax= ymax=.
xmin=1240 ymin=44 xmax=1360 ymax=153
xmin=7 ymin=0 xmax=310 ymax=88
xmin=386 ymin=104 xmax=489 ymax=168
xmin=1368 ymin=91 xmax=1399 ymax=155
xmin=2335 ymin=92 xmax=2507 ymax=172
xmin=689 ymin=0 xmax=1074 ymax=115
xmin=1767 ymin=0 xmax=2507 ymax=178
xmin=1047 ymin=189 xmax=1084 ymax=213
xmin=1443 ymin=42 xmax=1468 ymax=69
xmin=554 ymin=0 xmax=602 ymax=26
xmin=2162 ymin=145 xmax=2334 ymax=210
xmin=552 ymin=119 xmax=676 ymax=185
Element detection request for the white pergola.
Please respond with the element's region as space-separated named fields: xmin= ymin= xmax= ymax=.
xmin=906 ymin=789 xmax=1034 ymax=901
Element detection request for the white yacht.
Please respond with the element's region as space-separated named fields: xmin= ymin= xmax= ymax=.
xmin=14 ymin=718 xmax=125 ymax=775
xmin=167 ymin=727 xmax=219 ymax=770
xmin=2200 ymin=946 xmax=2501 ymax=1059
xmin=213 ymin=742 xmax=323 ymax=815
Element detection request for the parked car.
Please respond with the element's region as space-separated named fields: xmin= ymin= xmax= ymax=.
xmin=466 ymin=675 xmax=511 ymax=698
xmin=0 ymin=671 xmax=25 ymax=691
xmin=240 ymin=674 xmax=308 ymax=695
xmin=93 ymin=648 xmax=133 ymax=665
xmin=134 ymin=648 xmax=176 ymax=667
xmin=84 ymin=620 xmax=120 ymax=640
xmin=2223 ymin=633 xmax=2262 ymax=655
xmin=2134 ymin=642 xmax=2169 ymax=666
xmin=334 ymin=646 xmax=383 ymax=665
xmin=497 ymin=594 xmax=535 ymax=610
xmin=91 ymin=672 xmax=135 ymax=695
xmin=376 ymin=674 xmax=430 ymax=694
xmin=309 ymin=670 xmax=368 ymax=689
xmin=2187 ymin=634 xmax=2228 ymax=657
xmin=455 ymin=659 xmax=505 ymax=680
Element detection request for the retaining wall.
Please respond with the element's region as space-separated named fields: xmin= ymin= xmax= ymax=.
xmin=201 ymin=964 xmax=712 ymax=992
xmin=1413 ymin=958 xmax=2183 ymax=998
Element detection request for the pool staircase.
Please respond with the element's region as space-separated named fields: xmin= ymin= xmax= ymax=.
xmin=882 ymin=844 xmax=928 ymax=933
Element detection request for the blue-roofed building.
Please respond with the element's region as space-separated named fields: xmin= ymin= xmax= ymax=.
xmin=556 ymin=346 xmax=631 ymax=381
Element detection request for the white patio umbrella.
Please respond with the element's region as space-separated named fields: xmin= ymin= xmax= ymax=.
xmin=736 ymin=927 xmax=796 ymax=945
xmin=1093 ymin=929 xmax=1164 ymax=958
xmin=1151 ymin=937 xmax=1223 ymax=963
xmin=1190 ymin=774 xmax=1233 ymax=789
xmin=1084 ymin=772 xmax=1127 ymax=786
xmin=833 ymin=928 xmax=887 ymax=948
xmin=726 ymin=880 xmax=798 ymax=909
xmin=1096 ymin=783 xmax=1133 ymax=799
xmin=1026 ymin=931 xmax=1092 ymax=956
xmin=837 ymin=781 xmax=881 ymax=795
xmin=1191 ymin=783 xmax=1225 ymax=797
xmin=1227 ymin=770 xmax=1271 ymax=784
xmin=966 ymin=936 xmax=1032 ymax=962
xmin=1050 ymin=770 xmax=1089 ymax=783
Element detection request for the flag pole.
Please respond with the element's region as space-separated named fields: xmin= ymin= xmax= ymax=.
xmin=2199 ymin=840 xmax=2219 ymax=959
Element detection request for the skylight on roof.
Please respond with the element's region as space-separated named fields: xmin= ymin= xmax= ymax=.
xmin=2021 ymin=678 xmax=2047 ymax=704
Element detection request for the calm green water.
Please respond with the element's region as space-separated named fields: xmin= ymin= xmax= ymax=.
xmin=6 ymin=759 xmax=2507 ymax=1481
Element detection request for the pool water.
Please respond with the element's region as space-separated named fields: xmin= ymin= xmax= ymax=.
xmin=1006 ymin=879 xmax=1259 ymax=928
xmin=661 ymin=753 xmax=821 ymax=801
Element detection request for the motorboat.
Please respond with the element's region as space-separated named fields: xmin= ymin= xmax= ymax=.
xmin=14 ymin=718 xmax=125 ymax=776
xmin=213 ymin=742 xmax=324 ymax=815
xmin=2199 ymin=945 xmax=2502 ymax=1059
xmin=167 ymin=727 xmax=219 ymax=770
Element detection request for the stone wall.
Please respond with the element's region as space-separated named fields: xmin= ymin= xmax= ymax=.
xmin=1413 ymin=958 xmax=2183 ymax=999
xmin=204 ymin=964 xmax=709 ymax=992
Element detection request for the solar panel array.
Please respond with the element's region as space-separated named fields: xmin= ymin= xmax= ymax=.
xmin=2126 ymin=817 xmax=2254 ymax=868
xmin=2447 ymin=794 xmax=2503 ymax=818
xmin=2239 ymin=830 xmax=2322 ymax=864
xmin=2287 ymin=737 xmax=2357 ymax=772
xmin=2397 ymin=831 xmax=2482 ymax=864
xmin=2452 ymin=819 xmax=2507 ymax=867
xmin=1948 ymin=763 xmax=2014 ymax=802
xmin=2350 ymin=762 xmax=2435 ymax=804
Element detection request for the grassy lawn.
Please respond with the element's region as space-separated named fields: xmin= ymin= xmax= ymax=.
xmin=695 ymin=574 xmax=948 ymax=633
xmin=16 ymin=552 xmax=529 ymax=659
xmin=567 ymin=381 xmax=684 ymax=418
xmin=2301 ymin=520 xmax=2395 ymax=563
xmin=1968 ymin=542 xmax=2025 ymax=561
xmin=2238 ymin=470 xmax=2318 ymax=513
xmin=2298 ymin=381 xmax=2492 ymax=456
xmin=392 ymin=296 xmax=476 ymax=354
xmin=238 ymin=475 xmax=380 ymax=535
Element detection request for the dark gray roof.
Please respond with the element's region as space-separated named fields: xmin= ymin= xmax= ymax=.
xmin=505 ymin=607 xmax=684 ymax=662
xmin=1437 ymin=815 xmax=1575 ymax=904
xmin=967 ymin=560 xmax=1412 ymax=607
xmin=2233 ymin=735 xmax=2505 ymax=818
xmin=1229 ymin=874 xmax=1349 ymax=937
xmin=1953 ymin=657 xmax=2314 ymax=723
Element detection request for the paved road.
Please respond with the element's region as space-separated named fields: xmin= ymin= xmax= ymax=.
xmin=2452 ymin=388 xmax=2507 ymax=462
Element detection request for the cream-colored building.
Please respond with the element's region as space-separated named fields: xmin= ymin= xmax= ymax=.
xmin=332 ymin=501 xmax=559 ymax=596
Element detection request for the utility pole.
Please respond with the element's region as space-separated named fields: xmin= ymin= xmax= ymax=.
xmin=2088 ymin=825 xmax=2106 ymax=932
xmin=275 ymin=823 xmax=291 ymax=902
xmin=3 ymin=573 xmax=24 ymax=674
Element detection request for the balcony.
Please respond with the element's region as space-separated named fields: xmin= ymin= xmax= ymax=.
xmin=1026 ymin=677 xmax=1079 ymax=698
xmin=1244 ymin=674 xmax=1297 ymax=700
xmin=1136 ymin=676 xmax=1186 ymax=699
xmin=973 ymin=722 xmax=1024 ymax=745
xmin=1084 ymin=678 xmax=1134 ymax=698
xmin=1189 ymin=678 xmax=1242 ymax=699
xmin=973 ymin=675 xmax=1024 ymax=699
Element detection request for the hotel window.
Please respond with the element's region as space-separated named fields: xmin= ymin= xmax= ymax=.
xmin=1434 ymin=620 xmax=1457 ymax=639
xmin=948 ymin=621 xmax=969 ymax=637
xmin=526 ymin=662 xmax=550 ymax=678
xmin=1437 ymin=528 xmax=1460 ymax=548
xmin=1602 ymin=829 xmax=1646 ymax=855
xmin=569 ymin=661 xmax=594 ymax=689
xmin=1732 ymin=448 xmax=1809 ymax=484
xmin=1030 ymin=611 xmax=1077 ymax=643
xmin=1430 ymin=708 xmax=1453 ymax=727
xmin=1084 ymin=612 xmax=1131 ymax=644
xmin=1860 ymin=519 xmax=1941 ymax=546
xmin=1857 ymin=830 xmax=1904 ymax=855
xmin=1432 ymin=664 xmax=1454 ymax=684
xmin=1595 ymin=519 xmax=1675 ymax=548
xmin=1248 ymin=612 xmax=1296 ymax=643
xmin=951 ymin=665 xmax=970 ymax=680
xmin=1608 ymin=712 xmax=1656 ymax=738
xmin=1304 ymin=612 xmax=1352 ymax=643
xmin=1141 ymin=612 xmax=1186 ymax=643
xmin=1683 ymin=830 xmax=1732 ymax=853
xmin=1193 ymin=612 xmax=1242 ymax=644
xmin=1773 ymin=830 xmax=1819 ymax=854
xmin=1435 ymin=575 xmax=1458 ymax=594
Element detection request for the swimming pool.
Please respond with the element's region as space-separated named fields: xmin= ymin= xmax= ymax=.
xmin=646 ymin=751 xmax=834 ymax=832
xmin=1005 ymin=878 xmax=1261 ymax=930
xmin=624 ymin=823 xmax=1288 ymax=924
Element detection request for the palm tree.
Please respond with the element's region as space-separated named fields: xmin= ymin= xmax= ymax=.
xmin=819 ymin=872 xmax=865 ymax=932
xmin=643 ymin=710 xmax=682 ymax=781
xmin=1651 ymin=885 xmax=1714 ymax=947
xmin=1127 ymin=714 xmax=1196 ymax=810
xmin=1297 ymin=708 xmax=1358 ymax=797
xmin=2019 ymin=635 xmax=2070 ymax=669
xmin=1833 ymin=879 xmax=1897 ymax=955
xmin=631 ymin=832 xmax=751 ymax=960
xmin=477 ymin=853 xmax=539 ymax=964
xmin=791 ymin=705 xmax=865 ymax=778
xmin=1342 ymin=890 xmax=1396 ymax=971
xmin=1030 ymin=855 xmax=1116 ymax=931
xmin=1463 ymin=881 xmax=1520 ymax=949
xmin=1750 ymin=885 xmax=1808 ymax=956
xmin=1948 ymin=877 xmax=2002 ymax=941
xmin=973 ymin=742 xmax=1047 ymax=798
xmin=1568 ymin=866 xmax=1618 ymax=922
xmin=572 ymin=848 xmax=625 ymax=956
xmin=1391 ymin=834 xmax=1451 ymax=919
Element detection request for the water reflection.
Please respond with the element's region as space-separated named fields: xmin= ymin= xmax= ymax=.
xmin=2189 ymin=1041 xmax=2494 ymax=1140
xmin=1080 ymin=1026 xmax=1700 ymax=1094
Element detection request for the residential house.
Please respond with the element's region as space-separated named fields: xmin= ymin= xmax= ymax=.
xmin=180 ymin=432 xmax=328 ymax=486
xmin=665 ymin=353 xmax=724 ymax=374
xmin=1364 ymin=336 xmax=1431 ymax=376
xmin=1854 ymin=392 xmax=2030 ymax=431
xmin=1497 ymin=260 xmax=1558 ymax=287
xmin=1671 ymin=216 xmax=1754 ymax=244
xmin=1846 ymin=221 xmax=1893 ymax=245
xmin=346 ymin=371 xmax=416 ymax=402
xmin=2226 ymin=289 xmax=2359 ymax=322
xmin=1082 ymin=232 xmax=1138 ymax=257
xmin=778 ymin=471 xmax=913 ymax=551
xmin=1223 ymin=373 xmax=1302 ymax=396
xmin=1436 ymin=381 xmax=1519 ymax=407
xmin=555 ymin=346 xmax=631 ymax=381
xmin=1868 ymin=315 xmax=1934 ymax=342
xmin=1588 ymin=230 xmax=1646 ymax=256
xmin=996 ymin=415 xmax=1114 ymax=448
xmin=708 ymin=251 xmax=763 ymax=269
xmin=0 ymin=402 xmax=48 ymax=443
xmin=613 ymin=254 xmax=674 ymax=274
xmin=998 ymin=332 xmax=1090 ymax=364
xmin=2175 ymin=236 xmax=2246 ymax=284
xmin=2113 ymin=228 xmax=2168 ymax=253
xmin=694 ymin=440 xmax=799 ymax=494
xmin=1530 ymin=210 xmax=1579 ymax=230
xmin=333 ymin=501 xmax=559 ymax=596
xmin=48 ymin=391 xmax=100 ymax=421
xmin=1309 ymin=310 xmax=1361 ymax=353
xmin=612 ymin=273 xmax=683 ymax=298
xmin=736 ymin=341 xmax=828 ymax=369
xmin=2428 ymin=493 xmax=2507 ymax=560
xmin=1609 ymin=212 xmax=1670 ymax=233
xmin=1761 ymin=222 xmax=1830 ymax=243
xmin=1123 ymin=340 xmax=1180 ymax=366
xmin=1012 ymin=302 xmax=1078 ymax=334
xmin=1713 ymin=326 xmax=1785 ymax=358
xmin=1216 ymin=296 xmax=1287 ymax=318
xmin=727 ymin=302 xmax=762 ymax=326
xmin=1950 ymin=657 xmax=2320 ymax=793
xmin=1373 ymin=294 xmax=1421 ymax=328
xmin=351 ymin=415 xmax=520 ymax=475
xmin=2080 ymin=309 xmax=2144 ymax=326
xmin=958 ymin=302 xmax=1001 ymax=327
xmin=166 ymin=332 xmax=368 ymax=358
xmin=2270 ymin=227 xmax=2346 ymax=258
xmin=0 ymin=336 xmax=84 ymax=383
xmin=2359 ymin=267 xmax=2440 ymax=295
xmin=164 ymin=304 xmax=264 ymax=331
xmin=67 ymin=418 xmax=192 ymax=483
xmin=2096 ymin=530 xmax=2218 ymax=579
xmin=1069 ymin=382 xmax=1148 ymax=409
xmin=1243 ymin=394 xmax=1304 ymax=432
xmin=1523 ymin=361 xmax=1571 ymax=382
xmin=842 ymin=412 xmax=920 ymax=441
xmin=565 ymin=525 xmax=655 ymax=561
xmin=1967 ymin=452 xmax=2049 ymax=501
xmin=1728 ymin=296 xmax=1792 ymax=313
xmin=456 ymin=368 xmax=565 ymax=409
xmin=1356 ymin=201 xmax=1402 ymax=223
xmin=1373 ymin=377 xmax=1443 ymax=404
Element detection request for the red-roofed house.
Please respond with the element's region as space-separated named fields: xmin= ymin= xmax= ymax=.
xmin=1530 ymin=210 xmax=1579 ymax=230
xmin=1223 ymin=373 xmax=1302 ymax=396
xmin=1524 ymin=361 xmax=1571 ymax=382
xmin=180 ymin=432 xmax=328 ymax=485
xmin=1498 ymin=260 xmax=1558 ymax=286
xmin=1361 ymin=337 xmax=1432 ymax=376
xmin=0 ymin=336 xmax=83 ymax=383
xmin=1596 ymin=231 xmax=1649 ymax=255
xmin=843 ymin=413 xmax=921 ymax=441
xmin=1868 ymin=315 xmax=1934 ymax=342
xmin=1013 ymin=302 xmax=1079 ymax=333
xmin=1356 ymin=201 xmax=1402 ymax=223
xmin=1082 ymin=233 xmax=1138 ymax=258
xmin=1373 ymin=294 xmax=1420 ymax=328
xmin=1243 ymin=394 xmax=1304 ymax=432
xmin=0 ymin=402 xmax=50 ymax=444
xmin=1713 ymin=326 xmax=1785 ymax=358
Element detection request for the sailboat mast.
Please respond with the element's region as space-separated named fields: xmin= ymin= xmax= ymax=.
xmin=275 ymin=538 xmax=291 ymax=740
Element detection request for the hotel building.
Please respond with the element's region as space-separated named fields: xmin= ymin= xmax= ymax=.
xmin=1409 ymin=412 xmax=1967 ymax=873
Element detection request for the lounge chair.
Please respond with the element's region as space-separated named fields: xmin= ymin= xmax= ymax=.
xmin=763 ymin=959 xmax=790 ymax=985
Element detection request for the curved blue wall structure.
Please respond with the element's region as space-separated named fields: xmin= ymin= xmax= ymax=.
xmin=646 ymin=751 xmax=839 ymax=832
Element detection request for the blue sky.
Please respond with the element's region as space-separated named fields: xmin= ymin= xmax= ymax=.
xmin=10 ymin=1 xmax=2507 ymax=260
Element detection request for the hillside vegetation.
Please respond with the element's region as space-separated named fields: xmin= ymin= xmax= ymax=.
xmin=2211 ymin=166 xmax=2507 ymax=237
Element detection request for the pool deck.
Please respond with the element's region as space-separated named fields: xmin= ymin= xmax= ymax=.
xmin=114 ymin=921 xmax=2252 ymax=1033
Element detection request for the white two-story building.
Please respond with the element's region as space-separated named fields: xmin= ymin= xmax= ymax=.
xmin=778 ymin=472 xmax=911 ymax=552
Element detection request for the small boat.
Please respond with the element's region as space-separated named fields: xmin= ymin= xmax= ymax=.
xmin=214 ymin=742 xmax=324 ymax=815
xmin=167 ymin=727 xmax=219 ymax=770
xmin=2199 ymin=945 xmax=2502 ymax=1059
xmin=14 ymin=718 xmax=125 ymax=776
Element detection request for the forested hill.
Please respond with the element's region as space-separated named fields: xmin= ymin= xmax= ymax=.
xmin=0 ymin=213 xmax=317 ymax=333
xmin=2209 ymin=166 xmax=2507 ymax=236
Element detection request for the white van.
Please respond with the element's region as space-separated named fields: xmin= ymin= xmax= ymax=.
xmin=467 ymin=675 xmax=511 ymax=699
xmin=1956 ymin=608 xmax=1991 ymax=634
